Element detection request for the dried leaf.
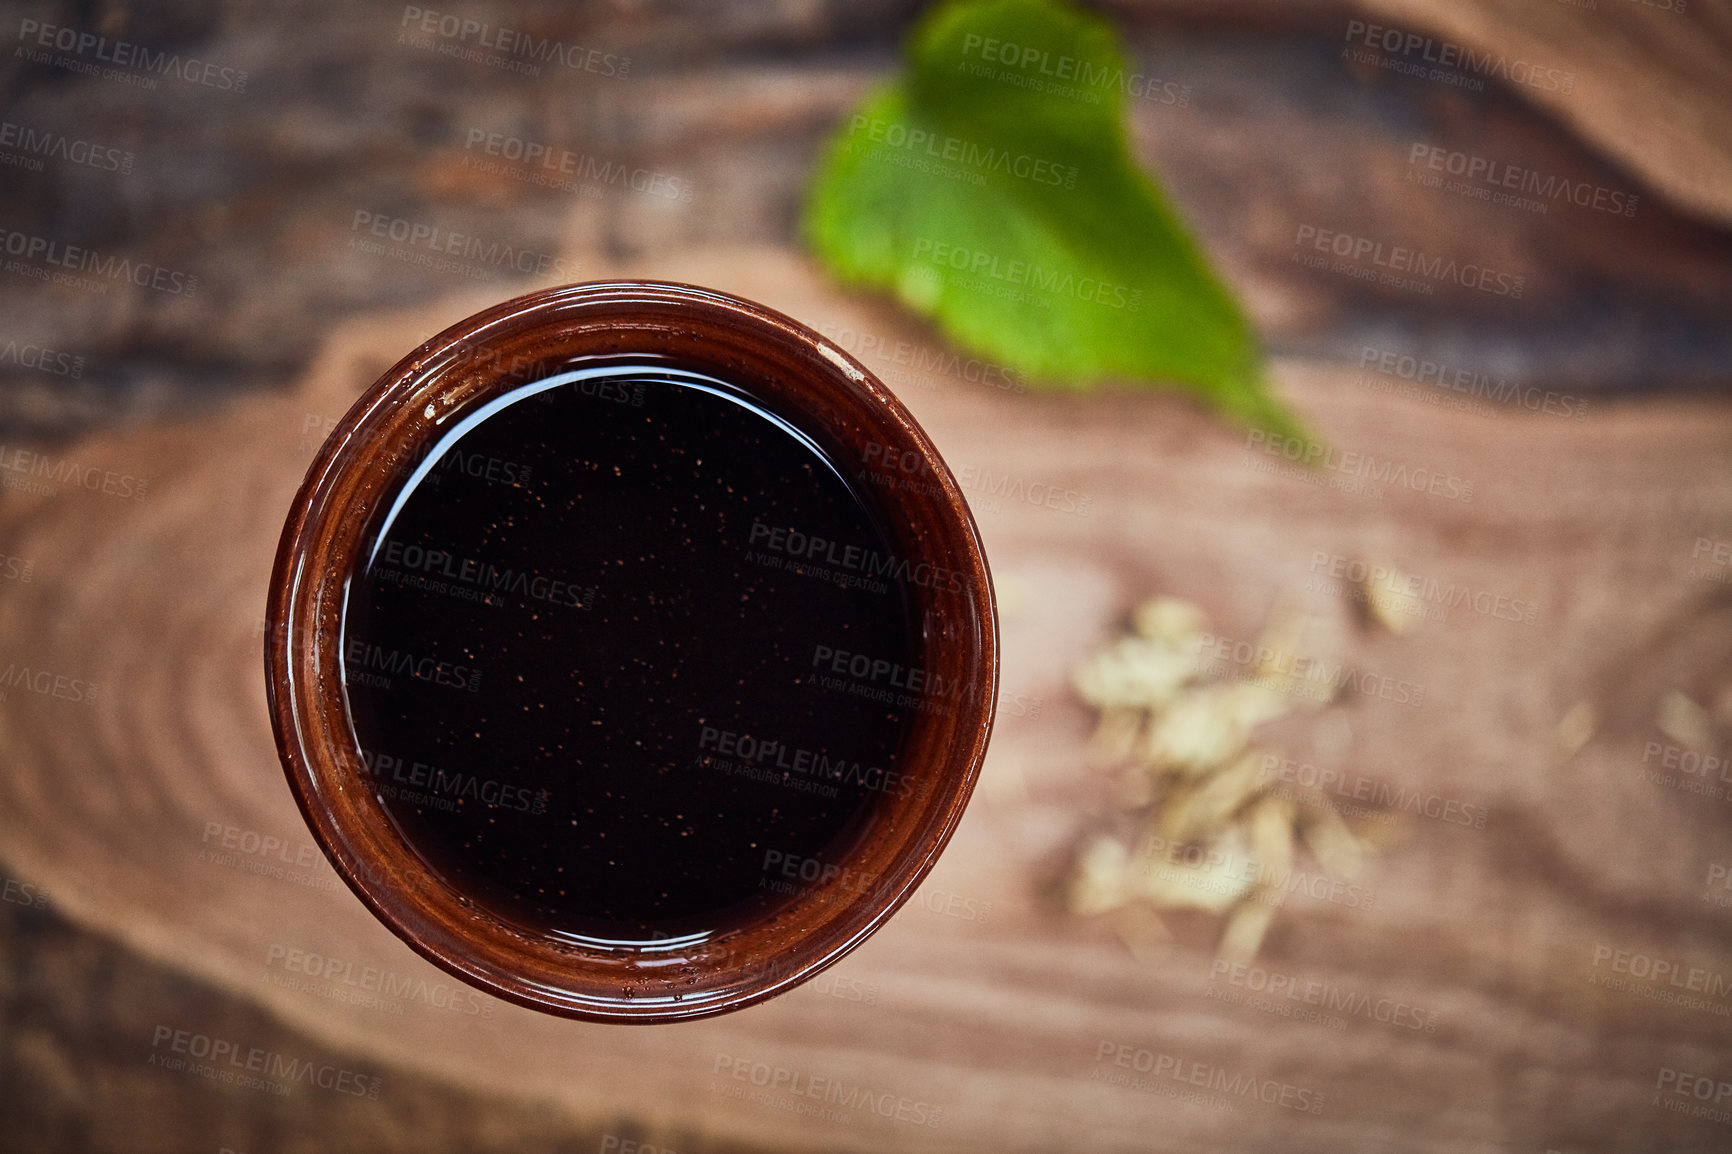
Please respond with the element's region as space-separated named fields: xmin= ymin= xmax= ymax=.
xmin=1132 ymin=597 xmax=1209 ymax=644
xmin=1247 ymin=795 xmax=1297 ymax=880
xmin=1065 ymin=593 xmax=1382 ymax=964
xmin=1218 ymin=898 xmax=1279 ymax=964
xmin=1073 ymin=637 xmax=1200 ymax=712
xmin=1069 ymin=835 xmax=1132 ymax=916
xmin=1133 ymin=852 xmax=1253 ymax=914
xmin=1298 ymin=804 xmax=1365 ymax=879
xmin=1556 ymin=700 xmax=1596 ymax=758
xmin=1088 ymin=706 xmax=1144 ymax=765
xmin=1155 ymin=750 xmax=1268 ymax=843
xmin=1659 ymin=690 xmax=1715 ymax=751
xmin=1141 ymin=682 xmax=1288 ymax=773
xmin=1253 ymin=596 xmax=1311 ymax=676
xmin=1361 ymin=562 xmax=1425 ymax=634
xmin=1243 ymin=604 xmax=1337 ymax=710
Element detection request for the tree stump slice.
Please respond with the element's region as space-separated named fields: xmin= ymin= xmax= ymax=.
xmin=3 ymin=244 xmax=1731 ymax=1152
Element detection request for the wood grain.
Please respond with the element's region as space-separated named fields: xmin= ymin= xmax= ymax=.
xmin=3 ymin=244 xmax=1732 ymax=1151
xmin=1351 ymin=0 xmax=1732 ymax=225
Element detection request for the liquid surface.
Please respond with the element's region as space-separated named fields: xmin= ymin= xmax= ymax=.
xmin=340 ymin=365 xmax=919 ymax=946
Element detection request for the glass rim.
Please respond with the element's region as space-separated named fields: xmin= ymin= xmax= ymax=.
xmin=263 ymin=279 xmax=1000 ymax=1022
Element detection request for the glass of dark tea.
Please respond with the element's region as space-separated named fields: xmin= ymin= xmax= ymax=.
xmin=265 ymin=281 xmax=998 ymax=1022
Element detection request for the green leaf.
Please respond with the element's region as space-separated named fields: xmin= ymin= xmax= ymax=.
xmin=803 ymin=0 xmax=1300 ymax=438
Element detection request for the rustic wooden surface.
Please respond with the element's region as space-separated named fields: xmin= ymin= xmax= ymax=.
xmin=1352 ymin=0 xmax=1732 ymax=226
xmin=5 ymin=0 xmax=1732 ymax=1148
xmin=3 ymin=242 xmax=1732 ymax=1152
xmin=5 ymin=0 xmax=1732 ymax=440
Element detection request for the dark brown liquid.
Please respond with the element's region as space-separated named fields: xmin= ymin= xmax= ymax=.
xmin=340 ymin=363 xmax=920 ymax=947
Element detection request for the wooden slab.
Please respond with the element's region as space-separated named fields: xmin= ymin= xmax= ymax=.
xmin=3 ymin=244 xmax=1731 ymax=1151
